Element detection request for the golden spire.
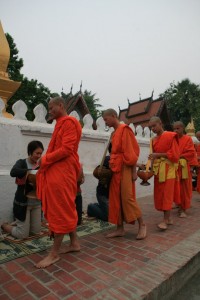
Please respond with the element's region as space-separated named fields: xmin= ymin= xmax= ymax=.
xmin=0 ymin=22 xmax=10 ymax=75
xmin=185 ymin=118 xmax=195 ymax=136
xmin=0 ymin=21 xmax=21 ymax=118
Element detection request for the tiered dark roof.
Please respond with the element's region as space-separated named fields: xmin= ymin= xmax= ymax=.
xmin=119 ymin=94 xmax=170 ymax=128
xmin=61 ymin=90 xmax=90 ymax=120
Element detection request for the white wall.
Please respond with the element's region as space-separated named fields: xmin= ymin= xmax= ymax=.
xmin=0 ymin=100 xmax=153 ymax=223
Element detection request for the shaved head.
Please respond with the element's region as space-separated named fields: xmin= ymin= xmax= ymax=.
xmin=149 ymin=116 xmax=164 ymax=135
xmin=173 ymin=121 xmax=185 ymax=128
xmin=102 ymin=108 xmax=120 ymax=129
xmin=173 ymin=120 xmax=185 ymax=137
xmin=149 ymin=116 xmax=162 ymax=124
xmin=196 ymin=131 xmax=200 ymax=141
xmin=102 ymin=109 xmax=118 ymax=118
xmin=48 ymin=96 xmax=67 ymax=120
xmin=49 ymin=97 xmax=67 ymax=109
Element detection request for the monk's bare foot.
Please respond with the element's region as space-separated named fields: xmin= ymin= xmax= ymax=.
xmin=157 ymin=222 xmax=168 ymax=230
xmin=35 ymin=253 xmax=60 ymax=269
xmin=59 ymin=243 xmax=81 ymax=254
xmin=179 ymin=211 xmax=187 ymax=218
xmin=136 ymin=224 xmax=147 ymax=240
xmin=166 ymin=219 xmax=173 ymax=225
xmin=172 ymin=204 xmax=179 ymax=209
xmin=106 ymin=229 xmax=125 ymax=238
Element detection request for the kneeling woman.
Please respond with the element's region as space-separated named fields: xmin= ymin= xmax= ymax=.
xmin=1 ymin=140 xmax=44 ymax=239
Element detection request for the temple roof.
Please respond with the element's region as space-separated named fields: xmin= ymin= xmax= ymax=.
xmin=126 ymin=96 xmax=153 ymax=117
xmin=119 ymin=95 xmax=169 ymax=127
xmin=61 ymin=90 xmax=90 ymax=119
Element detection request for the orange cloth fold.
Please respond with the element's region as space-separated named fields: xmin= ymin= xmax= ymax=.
xmin=152 ymin=131 xmax=179 ymax=211
xmin=109 ymin=124 xmax=141 ymax=225
xmin=196 ymin=144 xmax=200 ymax=193
xmin=36 ymin=116 xmax=82 ymax=234
xmin=174 ymin=135 xmax=197 ymax=209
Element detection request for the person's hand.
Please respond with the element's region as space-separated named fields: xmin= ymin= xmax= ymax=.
xmin=148 ymin=153 xmax=159 ymax=160
xmin=137 ymin=163 xmax=145 ymax=170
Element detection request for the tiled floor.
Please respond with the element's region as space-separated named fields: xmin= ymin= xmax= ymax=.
xmin=1 ymin=192 xmax=200 ymax=300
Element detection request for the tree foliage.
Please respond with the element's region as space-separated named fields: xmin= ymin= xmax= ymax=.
xmin=83 ymin=90 xmax=102 ymax=120
xmin=6 ymin=33 xmax=51 ymax=120
xmin=6 ymin=33 xmax=24 ymax=82
xmin=160 ymin=79 xmax=200 ymax=130
xmin=5 ymin=33 xmax=102 ymax=121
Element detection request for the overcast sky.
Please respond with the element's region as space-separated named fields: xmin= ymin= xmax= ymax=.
xmin=1 ymin=0 xmax=200 ymax=111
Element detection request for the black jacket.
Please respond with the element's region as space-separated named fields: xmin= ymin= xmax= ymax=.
xmin=10 ymin=159 xmax=33 ymax=221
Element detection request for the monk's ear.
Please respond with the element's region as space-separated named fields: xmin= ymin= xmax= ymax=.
xmin=59 ymin=102 xmax=64 ymax=110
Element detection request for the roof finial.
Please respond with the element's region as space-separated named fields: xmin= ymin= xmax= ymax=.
xmin=118 ymin=105 xmax=121 ymax=113
xmin=139 ymin=93 xmax=141 ymax=100
xmin=80 ymin=81 xmax=82 ymax=93
xmin=151 ymin=89 xmax=154 ymax=98
xmin=70 ymin=84 xmax=73 ymax=94
xmin=127 ymin=98 xmax=130 ymax=105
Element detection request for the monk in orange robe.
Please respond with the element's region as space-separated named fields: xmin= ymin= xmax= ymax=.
xmin=102 ymin=109 xmax=146 ymax=240
xmin=149 ymin=117 xmax=179 ymax=230
xmin=173 ymin=121 xmax=198 ymax=217
xmin=36 ymin=97 xmax=82 ymax=268
xmin=195 ymin=131 xmax=200 ymax=193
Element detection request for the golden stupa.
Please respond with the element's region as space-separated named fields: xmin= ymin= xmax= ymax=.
xmin=185 ymin=118 xmax=195 ymax=136
xmin=0 ymin=21 xmax=21 ymax=118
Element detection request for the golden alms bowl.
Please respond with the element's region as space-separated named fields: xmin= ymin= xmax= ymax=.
xmin=137 ymin=169 xmax=154 ymax=186
xmin=27 ymin=170 xmax=38 ymax=187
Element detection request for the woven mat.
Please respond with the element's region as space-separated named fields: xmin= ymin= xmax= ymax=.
xmin=0 ymin=219 xmax=114 ymax=264
xmin=2 ymin=227 xmax=49 ymax=244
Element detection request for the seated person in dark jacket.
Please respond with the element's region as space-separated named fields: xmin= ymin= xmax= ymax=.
xmin=87 ymin=156 xmax=111 ymax=221
xmin=1 ymin=141 xmax=44 ymax=239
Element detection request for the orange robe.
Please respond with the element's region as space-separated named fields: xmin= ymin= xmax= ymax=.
xmin=174 ymin=135 xmax=198 ymax=209
xmin=37 ymin=116 xmax=82 ymax=234
xmin=152 ymin=131 xmax=179 ymax=211
xmin=196 ymin=144 xmax=200 ymax=193
xmin=109 ymin=124 xmax=142 ymax=225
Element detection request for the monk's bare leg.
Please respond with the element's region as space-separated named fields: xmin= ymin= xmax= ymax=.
xmin=136 ymin=217 xmax=147 ymax=240
xmin=59 ymin=230 xmax=80 ymax=253
xmin=158 ymin=210 xmax=172 ymax=230
xmin=106 ymin=224 xmax=125 ymax=238
xmin=35 ymin=233 xmax=64 ymax=268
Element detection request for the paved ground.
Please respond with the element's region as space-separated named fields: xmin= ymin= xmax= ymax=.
xmin=1 ymin=192 xmax=200 ymax=300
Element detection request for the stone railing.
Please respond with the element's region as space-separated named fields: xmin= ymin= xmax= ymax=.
xmin=0 ymin=98 xmax=154 ymax=137
xmin=0 ymin=98 xmax=153 ymax=222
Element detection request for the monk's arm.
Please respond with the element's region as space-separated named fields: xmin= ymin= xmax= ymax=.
xmin=122 ymin=128 xmax=139 ymax=166
xmin=149 ymin=136 xmax=179 ymax=162
xmin=42 ymin=121 xmax=78 ymax=166
xmin=165 ymin=137 xmax=180 ymax=163
xmin=181 ymin=139 xmax=196 ymax=162
xmin=149 ymin=153 xmax=167 ymax=159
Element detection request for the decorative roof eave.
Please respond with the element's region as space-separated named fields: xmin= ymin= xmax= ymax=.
xmin=119 ymin=107 xmax=128 ymax=113
xmin=156 ymin=99 xmax=171 ymax=122
xmin=126 ymin=95 xmax=153 ymax=118
xmin=67 ymin=93 xmax=90 ymax=116
xmin=154 ymin=97 xmax=167 ymax=116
